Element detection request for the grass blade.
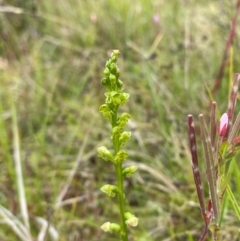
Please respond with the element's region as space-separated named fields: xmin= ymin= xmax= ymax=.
xmin=199 ymin=114 xmax=220 ymax=223
xmin=11 ymin=102 xmax=31 ymax=239
xmin=226 ymin=185 xmax=240 ymax=221
xmin=0 ymin=205 xmax=31 ymax=241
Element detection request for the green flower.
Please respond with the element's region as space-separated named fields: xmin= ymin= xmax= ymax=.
xmin=100 ymin=184 xmax=119 ymax=197
xmin=99 ymin=104 xmax=113 ymax=121
xmin=125 ymin=212 xmax=139 ymax=227
xmin=118 ymin=113 xmax=131 ymax=128
xmin=114 ymin=150 xmax=128 ymax=163
xmin=119 ymin=131 xmax=131 ymax=146
xmin=122 ymin=166 xmax=138 ymax=178
xmin=101 ymin=222 xmax=121 ymax=233
xmin=97 ymin=146 xmax=114 ymax=162
xmin=112 ymin=126 xmax=123 ymax=140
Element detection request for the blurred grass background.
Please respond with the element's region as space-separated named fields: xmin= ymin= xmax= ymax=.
xmin=0 ymin=0 xmax=240 ymax=240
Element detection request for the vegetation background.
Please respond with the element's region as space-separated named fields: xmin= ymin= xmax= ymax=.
xmin=1 ymin=0 xmax=240 ymax=240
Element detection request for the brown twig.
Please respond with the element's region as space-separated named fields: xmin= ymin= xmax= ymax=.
xmin=212 ymin=0 xmax=240 ymax=93
xmin=225 ymin=73 xmax=240 ymax=137
xmin=210 ymin=102 xmax=217 ymax=149
xmin=188 ymin=115 xmax=211 ymax=241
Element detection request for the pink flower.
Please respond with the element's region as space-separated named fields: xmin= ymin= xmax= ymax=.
xmin=90 ymin=13 xmax=97 ymax=23
xmin=152 ymin=14 xmax=160 ymax=24
xmin=218 ymin=113 xmax=228 ymax=137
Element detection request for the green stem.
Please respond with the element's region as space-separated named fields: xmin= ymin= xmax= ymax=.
xmin=115 ymin=163 xmax=128 ymax=241
xmin=112 ymin=110 xmax=128 ymax=241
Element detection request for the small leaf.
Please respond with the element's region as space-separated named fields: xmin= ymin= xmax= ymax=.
xmin=219 ymin=141 xmax=235 ymax=164
xmin=219 ymin=141 xmax=230 ymax=156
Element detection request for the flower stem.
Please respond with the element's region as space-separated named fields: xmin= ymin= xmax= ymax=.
xmin=115 ymin=163 xmax=128 ymax=241
xmin=112 ymin=111 xmax=128 ymax=241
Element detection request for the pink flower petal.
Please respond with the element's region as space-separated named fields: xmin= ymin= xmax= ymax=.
xmin=153 ymin=14 xmax=160 ymax=24
xmin=218 ymin=113 xmax=228 ymax=137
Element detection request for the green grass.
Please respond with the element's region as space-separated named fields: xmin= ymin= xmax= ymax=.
xmin=1 ymin=0 xmax=240 ymax=240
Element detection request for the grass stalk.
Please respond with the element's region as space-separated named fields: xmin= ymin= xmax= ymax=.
xmin=210 ymin=102 xmax=217 ymax=148
xmin=226 ymin=73 xmax=240 ymax=137
xmin=199 ymin=114 xmax=220 ymax=224
xmin=11 ymin=101 xmax=31 ymax=240
xmin=226 ymin=185 xmax=240 ymax=221
xmin=0 ymin=205 xmax=31 ymax=241
xmin=227 ymin=112 xmax=240 ymax=144
xmin=55 ymin=131 xmax=91 ymax=206
xmin=187 ymin=115 xmax=206 ymax=221
xmin=212 ymin=1 xmax=240 ymax=93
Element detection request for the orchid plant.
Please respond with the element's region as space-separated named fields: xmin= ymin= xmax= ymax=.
xmin=188 ymin=73 xmax=240 ymax=241
xmin=98 ymin=50 xmax=138 ymax=241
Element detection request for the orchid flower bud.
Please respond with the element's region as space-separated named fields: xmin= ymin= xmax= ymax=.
xmin=109 ymin=73 xmax=117 ymax=85
xmin=218 ymin=113 xmax=228 ymax=137
xmin=103 ymin=68 xmax=110 ymax=77
xmin=116 ymin=79 xmax=123 ymax=89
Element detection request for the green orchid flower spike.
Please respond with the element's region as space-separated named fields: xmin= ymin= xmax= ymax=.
xmin=98 ymin=50 xmax=138 ymax=241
